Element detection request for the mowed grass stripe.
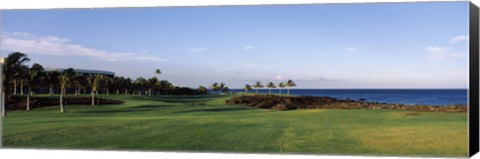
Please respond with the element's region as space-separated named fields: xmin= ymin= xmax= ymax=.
xmin=2 ymin=94 xmax=468 ymax=157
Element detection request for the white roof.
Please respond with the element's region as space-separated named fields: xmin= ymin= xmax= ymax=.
xmin=45 ymin=68 xmax=115 ymax=76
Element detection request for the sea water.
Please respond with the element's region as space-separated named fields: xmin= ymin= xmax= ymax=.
xmin=230 ymin=89 xmax=467 ymax=106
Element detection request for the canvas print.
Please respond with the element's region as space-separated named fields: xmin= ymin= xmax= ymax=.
xmin=0 ymin=2 xmax=470 ymax=157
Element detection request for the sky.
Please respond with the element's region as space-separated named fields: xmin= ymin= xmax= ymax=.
xmin=0 ymin=2 xmax=470 ymax=89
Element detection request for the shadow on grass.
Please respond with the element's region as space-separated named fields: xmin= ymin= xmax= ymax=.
xmin=79 ymin=105 xmax=176 ymax=114
xmin=174 ymin=107 xmax=255 ymax=114
xmin=133 ymin=105 xmax=177 ymax=109
xmin=159 ymin=100 xmax=212 ymax=105
xmin=80 ymin=109 xmax=150 ymax=114
xmin=134 ymin=95 xmax=231 ymax=103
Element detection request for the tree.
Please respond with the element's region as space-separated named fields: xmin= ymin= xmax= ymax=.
xmin=286 ymin=79 xmax=297 ymax=95
xmin=210 ymin=82 xmax=220 ymax=94
xmin=4 ymin=52 xmax=30 ymax=96
xmin=72 ymin=73 xmax=87 ymax=96
xmin=278 ymin=82 xmax=286 ymax=94
xmin=219 ymin=83 xmax=226 ymax=94
xmin=134 ymin=77 xmax=148 ymax=95
xmin=25 ymin=63 xmax=44 ymax=111
xmin=253 ymin=81 xmax=263 ymax=94
xmin=18 ymin=66 xmax=28 ymax=95
xmin=147 ymin=77 xmax=159 ymax=96
xmin=45 ymin=71 xmax=60 ymax=96
xmin=221 ymin=83 xmax=229 ymax=94
xmin=197 ymin=85 xmax=208 ymax=94
xmin=223 ymin=87 xmax=230 ymax=94
xmin=243 ymin=84 xmax=252 ymax=93
xmin=112 ymin=76 xmax=124 ymax=95
xmin=87 ymin=74 xmax=103 ymax=106
xmin=13 ymin=67 xmax=29 ymax=96
xmin=11 ymin=66 xmax=27 ymax=96
xmin=124 ymin=78 xmax=132 ymax=95
xmin=207 ymin=82 xmax=227 ymax=95
xmin=266 ymin=82 xmax=276 ymax=94
xmin=3 ymin=52 xmax=30 ymax=117
xmin=103 ymin=76 xmax=113 ymax=95
xmin=154 ymin=69 xmax=162 ymax=95
xmin=158 ymin=80 xmax=173 ymax=95
xmin=132 ymin=80 xmax=140 ymax=96
xmin=59 ymin=68 xmax=75 ymax=113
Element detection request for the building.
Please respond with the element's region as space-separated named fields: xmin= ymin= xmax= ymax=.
xmin=45 ymin=68 xmax=115 ymax=77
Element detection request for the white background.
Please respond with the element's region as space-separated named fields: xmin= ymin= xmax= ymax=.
xmin=0 ymin=0 xmax=478 ymax=159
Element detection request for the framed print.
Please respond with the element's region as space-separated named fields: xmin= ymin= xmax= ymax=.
xmin=1 ymin=1 xmax=479 ymax=158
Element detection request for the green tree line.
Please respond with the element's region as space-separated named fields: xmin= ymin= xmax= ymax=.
xmin=1 ymin=52 xmax=208 ymax=115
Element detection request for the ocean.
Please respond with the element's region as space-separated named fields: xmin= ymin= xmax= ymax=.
xmin=229 ymin=89 xmax=468 ymax=106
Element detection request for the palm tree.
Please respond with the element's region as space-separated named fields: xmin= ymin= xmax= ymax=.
xmin=158 ymin=80 xmax=173 ymax=95
xmin=210 ymin=82 xmax=220 ymax=94
xmin=87 ymin=74 xmax=103 ymax=106
xmin=18 ymin=67 xmax=28 ymax=96
xmin=6 ymin=53 xmax=31 ymax=96
xmin=222 ymin=86 xmax=230 ymax=94
xmin=243 ymin=84 xmax=252 ymax=93
xmin=154 ymin=69 xmax=162 ymax=95
xmin=253 ymin=81 xmax=263 ymax=94
xmin=278 ymin=82 xmax=286 ymax=94
xmin=219 ymin=83 xmax=226 ymax=93
xmin=155 ymin=69 xmax=161 ymax=76
xmin=103 ymin=76 xmax=113 ymax=95
xmin=286 ymin=79 xmax=297 ymax=95
xmin=219 ymin=83 xmax=229 ymax=94
xmin=135 ymin=77 xmax=148 ymax=95
xmin=112 ymin=76 xmax=123 ymax=95
xmin=15 ymin=69 xmax=28 ymax=96
xmin=147 ymin=77 xmax=159 ymax=96
xmin=3 ymin=52 xmax=30 ymax=117
xmin=25 ymin=63 xmax=44 ymax=111
xmin=45 ymin=71 xmax=60 ymax=96
xmin=72 ymin=73 xmax=85 ymax=96
xmin=132 ymin=82 xmax=139 ymax=96
xmin=59 ymin=68 xmax=75 ymax=113
xmin=124 ymin=78 xmax=132 ymax=95
xmin=267 ymin=82 xmax=276 ymax=94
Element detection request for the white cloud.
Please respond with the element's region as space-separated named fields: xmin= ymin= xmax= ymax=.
xmin=7 ymin=32 xmax=37 ymax=39
xmin=275 ymin=75 xmax=283 ymax=80
xmin=449 ymin=35 xmax=469 ymax=44
xmin=425 ymin=46 xmax=451 ymax=53
xmin=346 ymin=47 xmax=358 ymax=52
xmin=425 ymin=46 xmax=465 ymax=61
xmin=243 ymin=45 xmax=254 ymax=50
xmin=190 ymin=47 xmax=207 ymax=54
xmin=1 ymin=32 xmax=168 ymax=62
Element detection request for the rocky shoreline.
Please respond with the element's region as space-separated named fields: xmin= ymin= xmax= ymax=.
xmin=225 ymin=95 xmax=467 ymax=112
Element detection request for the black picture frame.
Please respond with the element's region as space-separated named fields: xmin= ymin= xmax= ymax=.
xmin=469 ymin=2 xmax=479 ymax=157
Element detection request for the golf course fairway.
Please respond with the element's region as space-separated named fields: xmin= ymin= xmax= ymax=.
xmin=1 ymin=94 xmax=468 ymax=157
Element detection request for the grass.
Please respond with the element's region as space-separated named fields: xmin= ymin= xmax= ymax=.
xmin=1 ymin=94 xmax=468 ymax=157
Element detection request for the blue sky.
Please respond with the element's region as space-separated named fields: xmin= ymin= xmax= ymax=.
xmin=0 ymin=2 xmax=470 ymax=88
